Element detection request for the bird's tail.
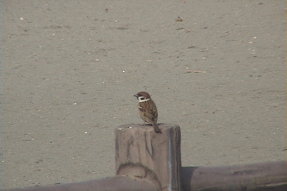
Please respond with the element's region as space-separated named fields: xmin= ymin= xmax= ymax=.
xmin=152 ymin=123 xmax=161 ymax=133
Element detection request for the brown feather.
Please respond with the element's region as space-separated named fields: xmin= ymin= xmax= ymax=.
xmin=138 ymin=99 xmax=161 ymax=133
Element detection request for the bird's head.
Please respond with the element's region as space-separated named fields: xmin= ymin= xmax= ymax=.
xmin=134 ymin=91 xmax=151 ymax=102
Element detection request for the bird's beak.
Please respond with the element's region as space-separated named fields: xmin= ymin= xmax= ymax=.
xmin=133 ymin=94 xmax=138 ymax=98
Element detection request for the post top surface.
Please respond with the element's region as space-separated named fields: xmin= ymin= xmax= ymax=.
xmin=116 ymin=123 xmax=180 ymax=132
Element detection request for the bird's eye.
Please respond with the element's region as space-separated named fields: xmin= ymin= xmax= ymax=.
xmin=139 ymin=97 xmax=145 ymax=101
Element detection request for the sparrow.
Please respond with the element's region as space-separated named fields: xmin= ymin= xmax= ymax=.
xmin=134 ymin=91 xmax=161 ymax=133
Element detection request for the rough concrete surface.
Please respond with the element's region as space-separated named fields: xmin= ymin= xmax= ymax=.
xmin=1 ymin=0 xmax=286 ymax=189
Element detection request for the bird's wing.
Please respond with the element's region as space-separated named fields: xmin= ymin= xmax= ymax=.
xmin=147 ymin=101 xmax=158 ymax=122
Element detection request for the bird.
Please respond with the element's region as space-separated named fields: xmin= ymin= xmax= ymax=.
xmin=134 ymin=91 xmax=161 ymax=133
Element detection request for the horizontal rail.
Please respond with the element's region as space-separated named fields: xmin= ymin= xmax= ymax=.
xmin=182 ymin=161 xmax=287 ymax=191
xmin=2 ymin=161 xmax=287 ymax=191
xmin=2 ymin=176 xmax=158 ymax=191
